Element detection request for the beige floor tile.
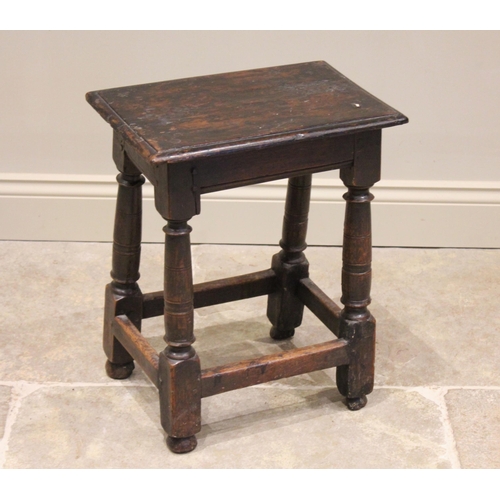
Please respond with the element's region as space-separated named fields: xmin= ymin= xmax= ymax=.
xmin=0 ymin=386 xmax=12 ymax=440
xmin=0 ymin=242 xmax=115 ymax=383
xmin=197 ymin=387 xmax=451 ymax=469
xmin=445 ymin=389 xmax=500 ymax=468
xmin=372 ymin=248 xmax=500 ymax=387
xmin=1 ymin=242 xmax=498 ymax=468
xmin=0 ymin=242 xmax=155 ymax=384
xmin=4 ymin=385 xmax=450 ymax=468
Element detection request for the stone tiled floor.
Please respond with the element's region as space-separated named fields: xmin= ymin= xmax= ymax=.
xmin=0 ymin=241 xmax=498 ymax=468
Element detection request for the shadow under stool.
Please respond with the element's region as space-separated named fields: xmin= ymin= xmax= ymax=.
xmin=86 ymin=61 xmax=408 ymax=453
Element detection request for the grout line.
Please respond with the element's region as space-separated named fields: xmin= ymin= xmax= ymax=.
xmin=439 ymin=385 xmax=500 ymax=391
xmin=412 ymin=387 xmax=462 ymax=469
xmin=1 ymin=381 xmax=499 ymax=390
xmin=377 ymin=385 xmax=500 ymax=391
xmin=0 ymin=381 xmax=154 ymax=388
xmin=1 ymin=381 xmax=499 ymax=391
xmin=262 ymin=383 xmax=500 ymax=391
xmin=0 ymin=382 xmax=40 ymax=469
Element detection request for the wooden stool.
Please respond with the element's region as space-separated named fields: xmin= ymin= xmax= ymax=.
xmin=87 ymin=61 xmax=408 ymax=453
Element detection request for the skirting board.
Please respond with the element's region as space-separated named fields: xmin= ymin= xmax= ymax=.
xmin=1 ymin=174 xmax=500 ymax=248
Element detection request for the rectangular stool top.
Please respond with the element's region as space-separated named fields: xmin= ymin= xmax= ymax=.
xmin=86 ymin=61 xmax=407 ymax=164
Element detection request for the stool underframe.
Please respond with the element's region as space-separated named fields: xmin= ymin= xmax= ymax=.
xmin=103 ymin=130 xmax=379 ymax=453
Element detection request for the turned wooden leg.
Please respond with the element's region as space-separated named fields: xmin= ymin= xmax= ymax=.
xmin=267 ymin=174 xmax=311 ymax=340
xmin=336 ymin=183 xmax=376 ymax=410
xmin=158 ymin=221 xmax=201 ymax=454
xmin=103 ymin=164 xmax=144 ymax=380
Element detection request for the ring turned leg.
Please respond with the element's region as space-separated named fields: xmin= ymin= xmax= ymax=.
xmin=158 ymin=221 xmax=201 ymax=453
xmin=267 ymin=174 xmax=311 ymax=340
xmin=103 ymin=155 xmax=145 ymax=380
xmin=336 ymin=184 xmax=376 ymax=410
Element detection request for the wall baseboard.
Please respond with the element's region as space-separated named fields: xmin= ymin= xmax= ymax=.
xmin=1 ymin=174 xmax=499 ymax=247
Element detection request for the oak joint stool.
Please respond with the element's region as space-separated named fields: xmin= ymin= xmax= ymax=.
xmin=87 ymin=61 xmax=408 ymax=453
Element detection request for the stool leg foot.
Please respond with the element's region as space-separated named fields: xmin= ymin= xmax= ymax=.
xmin=269 ymin=326 xmax=295 ymax=340
xmin=336 ymin=312 xmax=375 ymax=404
xmin=346 ymin=395 xmax=368 ymax=411
xmin=166 ymin=435 xmax=198 ymax=454
xmin=105 ymin=359 xmax=135 ymax=380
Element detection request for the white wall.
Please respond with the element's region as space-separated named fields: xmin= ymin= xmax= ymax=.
xmin=1 ymin=31 xmax=499 ymax=246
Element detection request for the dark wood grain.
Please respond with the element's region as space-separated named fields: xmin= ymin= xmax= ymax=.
xmin=192 ymin=269 xmax=278 ymax=308
xmin=114 ymin=314 xmax=159 ymax=387
xmin=201 ymin=339 xmax=349 ymax=398
xmin=297 ymin=278 xmax=341 ymax=336
xmin=143 ymin=269 xmax=278 ymax=318
xmin=86 ymin=61 xmax=407 ymax=164
xmin=192 ymin=136 xmax=354 ymax=194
